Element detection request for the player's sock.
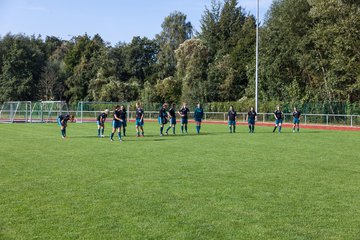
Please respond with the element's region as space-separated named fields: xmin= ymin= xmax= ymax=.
xmin=118 ymin=132 xmax=121 ymax=140
xmin=229 ymin=126 xmax=232 ymax=133
xmin=273 ymin=126 xmax=277 ymax=132
xmin=233 ymin=125 xmax=236 ymax=133
xmin=110 ymin=132 xmax=114 ymax=140
xmin=196 ymin=126 xmax=199 ymax=134
xmin=166 ymin=126 xmax=171 ymax=133
xmin=123 ymin=128 xmax=126 ymax=136
xmin=97 ymin=128 xmax=100 ymax=136
xmin=142 ymin=131 xmax=144 ymax=136
xmin=185 ymin=125 xmax=188 ymax=133
xmin=279 ymin=126 xmax=282 ymax=133
xmin=137 ymin=131 xmax=140 ymax=137
xmin=172 ymin=127 xmax=175 ymax=134
xmin=249 ymin=125 xmax=251 ymax=132
xmin=181 ymin=126 xmax=184 ymax=133
xmin=297 ymin=127 xmax=300 ymax=132
xmin=252 ymin=125 xmax=255 ymax=133
xmin=102 ymin=128 xmax=105 ymax=135
xmin=64 ymin=128 xmax=66 ymax=137
xmin=61 ymin=129 xmax=65 ymax=137
xmin=160 ymin=126 xmax=164 ymax=135
xmin=198 ymin=126 xmax=201 ymax=133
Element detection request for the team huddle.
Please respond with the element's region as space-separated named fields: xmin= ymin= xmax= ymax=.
xmin=56 ymin=104 xmax=301 ymax=139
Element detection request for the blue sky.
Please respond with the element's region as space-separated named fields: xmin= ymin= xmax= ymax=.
xmin=0 ymin=0 xmax=273 ymax=45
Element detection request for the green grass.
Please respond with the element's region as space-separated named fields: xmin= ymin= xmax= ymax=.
xmin=0 ymin=122 xmax=360 ymax=239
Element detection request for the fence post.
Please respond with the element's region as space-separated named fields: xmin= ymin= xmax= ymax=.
xmin=205 ymin=112 xmax=207 ymax=121
xmin=326 ymin=115 xmax=329 ymax=125
xmin=224 ymin=113 xmax=226 ymax=122
xmin=304 ymin=114 xmax=307 ymax=124
xmin=351 ymin=115 xmax=353 ymax=127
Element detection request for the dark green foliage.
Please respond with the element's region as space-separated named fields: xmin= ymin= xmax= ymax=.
xmin=0 ymin=0 xmax=359 ymax=113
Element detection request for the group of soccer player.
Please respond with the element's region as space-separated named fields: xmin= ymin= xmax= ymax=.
xmin=56 ymin=103 xmax=301 ymax=139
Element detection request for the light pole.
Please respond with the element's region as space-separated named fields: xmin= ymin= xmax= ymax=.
xmin=255 ymin=0 xmax=259 ymax=113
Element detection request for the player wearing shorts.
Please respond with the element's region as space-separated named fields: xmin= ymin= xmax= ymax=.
xmin=178 ymin=102 xmax=190 ymax=134
xmin=110 ymin=105 xmax=123 ymax=142
xmin=292 ymin=107 xmax=301 ymax=133
xmin=228 ymin=105 xmax=237 ymax=133
xmin=194 ymin=103 xmax=204 ymax=134
xmin=158 ymin=103 xmax=169 ymax=136
xmin=246 ymin=107 xmax=257 ymax=133
xmin=135 ymin=102 xmax=144 ymax=137
xmin=166 ymin=103 xmax=176 ymax=135
xmin=273 ymin=106 xmax=283 ymax=133
xmin=57 ymin=114 xmax=74 ymax=138
xmin=120 ymin=105 xmax=127 ymax=136
xmin=97 ymin=109 xmax=109 ymax=137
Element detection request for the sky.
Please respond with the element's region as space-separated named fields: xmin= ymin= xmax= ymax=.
xmin=0 ymin=0 xmax=273 ymax=45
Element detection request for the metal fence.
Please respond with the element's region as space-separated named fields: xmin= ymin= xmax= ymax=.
xmin=1 ymin=109 xmax=360 ymax=127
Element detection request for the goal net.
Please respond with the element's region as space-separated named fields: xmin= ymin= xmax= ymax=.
xmin=31 ymin=101 xmax=69 ymax=123
xmin=0 ymin=101 xmax=32 ymax=123
xmin=76 ymin=101 xmax=130 ymax=123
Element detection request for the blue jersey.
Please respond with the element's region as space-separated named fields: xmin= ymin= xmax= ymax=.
xmin=179 ymin=107 xmax=190 ymax=119
xmin=228 ymin=111 xmax=237 ymax=121
xmin=248 ymin=111 xmax=257 ymax=120
xmin=136 ymin=108 xmax=144 ymax=120
xmin=58 ymin=114 xmax=70 ymax=123
xmin=169 ymin=108 xmax=176 ymax=118
xmin=120 ymin=110 xmax=127 ymax=121
xmin=113 ymin=110 xmax=121 ymax=121
xmin=97 ymin=113 xmax=107 ymax=122
xmin=158 ymin=108 xmax=168 ymax=118
xmin=293 ymin=111 xmax=301 ymax=118
xmin=194 ymin=107 xmax=204 ymax=119
xmin=274 ymin=110 xmax=283 ymax=119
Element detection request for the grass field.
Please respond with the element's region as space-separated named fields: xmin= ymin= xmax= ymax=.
xmin=0 ymin=122 xmax=360 ymax=239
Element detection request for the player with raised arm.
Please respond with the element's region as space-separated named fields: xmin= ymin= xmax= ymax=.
xmin=194 ymin=103 xmax=204 ymax=134
xmin=110 ymin=105 xmax=123 ymax=142
xmin=292 ymin=107 xmax=301 ymax=133
xmin=273 ymin=106 xmax=283 ymax=133
xmin=97 ymin=109 xmax=109 ymax=137
xmin=165 ymin=103 xmax=176 ymax=135
xmin=178 ymin=102 xmax=190 ymax=134
xmin=228 ymin=105 xmax=237 ymax=133
xmin=120 ymin=105 xmax=127 ymax=136
xmin=246 ymin=107 xmax=257 ymax=133
xmin=135 ymin=102 xmax=145 ymax=137
xmin=158 ymin=103 xmax=168 ymax=136
xmin=57 ymin=114 xmax=74 ymax=138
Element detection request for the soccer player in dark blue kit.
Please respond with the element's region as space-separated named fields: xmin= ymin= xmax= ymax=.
xmin=194 ymin=103 xmax=204 ymax=134
xmin=178 ymin=102 xmax=190 ymax=134
xmin=273 ymin=106 xmax=284 ymax=133
xmin=97 ymin=109 xmax=109 ymax=137
xmin=228 ymin=105 xmax=237 ymax=133
xmin=57 ymin=114 xmax=74 ymax=138
xmin=120 ymin=105 xmax=127 ymax=136
xmin=246 ymin=107 xmax=257 ymax=133
xmin=292 ymin=107 xmax=301 ymax=133
xmin=135 ymin=102 xmax=145 ymax=137
xmin=166 ymin=103 xmax=176 ymax=135
xmin=110 ymin=105 xmax=123 ymax=142
xmin=158 ymin=103 xmax=169 ymax=136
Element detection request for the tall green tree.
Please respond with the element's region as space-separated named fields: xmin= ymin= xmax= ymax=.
xmin=175 ymin=39 xmax=209 ymax=103
xmin=156 ymin=11 xmax=193 ymax=79
xmin=0 ymin=34 xmax=46 ymax=101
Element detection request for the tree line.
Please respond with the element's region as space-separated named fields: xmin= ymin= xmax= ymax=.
xmin=0 ymin=0 xmax=359 ymax=113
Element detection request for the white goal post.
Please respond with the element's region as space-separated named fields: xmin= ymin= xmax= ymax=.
xmin=76 ymin=101 xmax=130 ymax=123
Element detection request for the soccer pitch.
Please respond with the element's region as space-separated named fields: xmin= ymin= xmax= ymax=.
xmin=0 ymin=122 xmax=359 ymax=239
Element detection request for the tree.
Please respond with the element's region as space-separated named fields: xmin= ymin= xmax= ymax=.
xmin=156 ymin=11 xmax=193 ymax=79
xmin=175 ymin=39 xmax=209 ymax=103
xmin=0 ymin=34 xmax=46 ymax=101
